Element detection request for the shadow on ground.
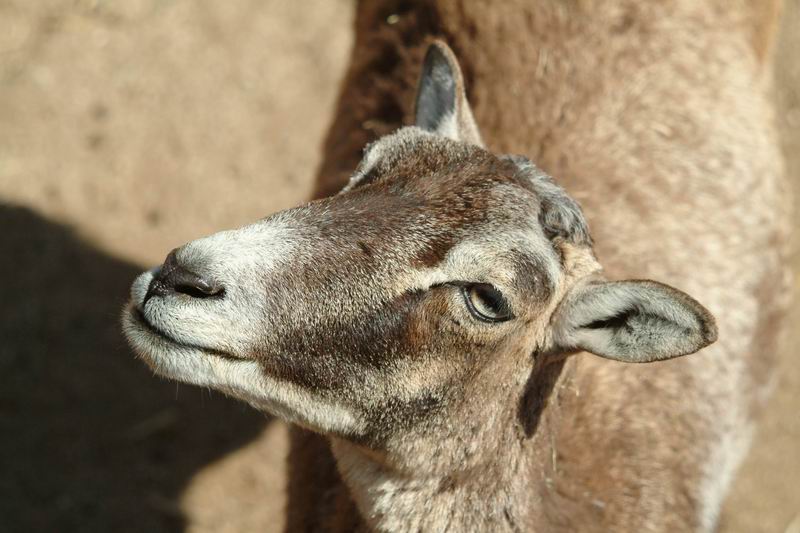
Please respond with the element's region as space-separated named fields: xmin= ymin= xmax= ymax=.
xmin=0 ymin=204 xmax=270 ymax=532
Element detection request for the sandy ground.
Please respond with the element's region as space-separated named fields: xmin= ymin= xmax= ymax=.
xmin=0 ymin=1 xmax=796 ymax=532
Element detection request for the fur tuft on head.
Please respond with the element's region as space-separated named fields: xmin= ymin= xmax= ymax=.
xmin=503 ymin=154 xmax=592 ymax=247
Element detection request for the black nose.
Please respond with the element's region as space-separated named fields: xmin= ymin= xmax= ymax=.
xmin=144 ymin=250 xmax=223 ymax=304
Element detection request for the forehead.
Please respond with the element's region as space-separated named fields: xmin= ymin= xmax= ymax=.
xmin=351 ymin=127 xmax=518 ymax=193
xmin=340 ymin=127 xmax=542 ymax=235
xmin=292 ymin=127 xmax=560 ymax=290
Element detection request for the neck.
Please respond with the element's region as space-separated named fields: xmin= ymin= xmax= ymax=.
xmin=331 ymin=439 xmax=537 ymax=532
xmin=331 ymin=357 xmax=569 ymax=532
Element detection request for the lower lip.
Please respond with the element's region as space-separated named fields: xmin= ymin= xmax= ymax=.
xmin=131 ymin=307 xmax=240 ymax=361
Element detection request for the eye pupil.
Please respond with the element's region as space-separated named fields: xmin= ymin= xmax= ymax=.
xmin=464 ymin=284 xmax=513 ymax=322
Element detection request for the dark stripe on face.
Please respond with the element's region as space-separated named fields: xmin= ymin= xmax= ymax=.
xmin=413 ymin=233 xmax=456 ymax=267
xmin=259 ymin=288 xmax=429 ymax=392
xmin=508 ymin=248 xmax=557 ymax=305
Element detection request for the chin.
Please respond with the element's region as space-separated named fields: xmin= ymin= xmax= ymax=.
xmin=121 ymin=302 xmax=221 ymax=382
xmin=121 ymin=297 xmax=364 ymax=437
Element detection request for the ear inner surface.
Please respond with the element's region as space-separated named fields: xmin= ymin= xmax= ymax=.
xmin=554 ymin=280 xmax=718 ymax=363
xmin=415 ymin=44 xmax=457 ymax=136
xmin=414 ymin=41 xmax=483 ymax=146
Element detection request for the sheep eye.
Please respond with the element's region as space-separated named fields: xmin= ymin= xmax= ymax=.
xmin=462 ymin=284 xmax=514 ymax=323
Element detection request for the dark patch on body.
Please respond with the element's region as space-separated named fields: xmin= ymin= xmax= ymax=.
xmin=357 ymin=240 xmax=373 ymax=257
xmin=518 ymin=355 xmax=567 ymax=439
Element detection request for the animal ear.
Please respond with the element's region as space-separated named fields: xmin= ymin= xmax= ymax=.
xmin=551 ymin=280 xmax=717 ymax=363
xmin=414 ymin=41 xmax=483 ymax=146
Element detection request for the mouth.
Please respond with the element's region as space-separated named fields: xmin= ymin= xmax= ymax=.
xmin=128 ymin=305 xmax=241 ymax=362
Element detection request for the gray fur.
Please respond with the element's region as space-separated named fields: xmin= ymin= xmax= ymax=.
xmin=121 ymin=38 xmax=735 ymax=532
xmin=503 ymin=154 xmax=592 ymax=247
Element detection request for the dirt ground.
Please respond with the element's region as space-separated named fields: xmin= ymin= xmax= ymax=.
xmin=0 ymin=1 xmax=796 ymax=532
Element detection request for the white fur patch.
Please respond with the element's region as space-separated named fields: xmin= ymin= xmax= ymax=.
xmin=385 ymin=227 xmax=562 ymax=332
xmin=136 ymin=217 xmax=298 ymax=354
xmin=122 ymin=214 xmax=365 ymax=435
xmin=343 ymin=141 xmax=387 ymax=191
xmin=432 ymin=109 xmax=460 ymax=141
xmin=697 ymin=419 xmax=754 ymax=531
xmin=122 ymin=304 xmax=363 ymax=435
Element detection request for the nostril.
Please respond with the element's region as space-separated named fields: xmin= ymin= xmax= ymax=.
xmin=144 ymin=250 xmax=224 ymax=302
xmin=169 ymin=268 xmax=224 ymax=299
xmin=174 ymin=281 xmax=224 ymax=299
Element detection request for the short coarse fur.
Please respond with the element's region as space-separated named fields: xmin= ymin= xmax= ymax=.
xmin=288 ymin=1 xmax=791 ymax=531
xmin=119 ymin=1 xmax=789 ymax=531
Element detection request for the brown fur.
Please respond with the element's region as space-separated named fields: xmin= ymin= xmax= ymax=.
xmin=291 ymin=1 xmax=791 ymax=531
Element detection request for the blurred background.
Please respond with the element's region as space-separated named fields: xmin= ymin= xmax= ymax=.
xmin=0 ymin=1 xmax=797 ymax=532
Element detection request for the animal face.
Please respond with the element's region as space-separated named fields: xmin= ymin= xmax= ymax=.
xmin=122 ymin=42 xmax=716 ymax=443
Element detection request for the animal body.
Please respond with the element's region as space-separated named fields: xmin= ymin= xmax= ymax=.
xmin=123 ymin=1 xmax=791 ymax=531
